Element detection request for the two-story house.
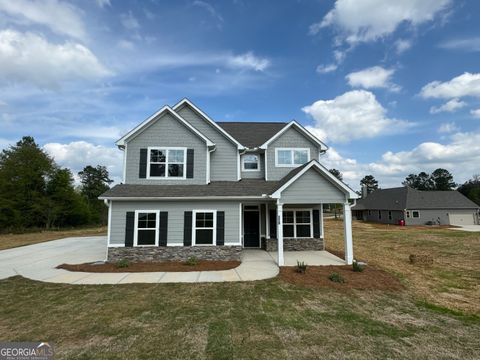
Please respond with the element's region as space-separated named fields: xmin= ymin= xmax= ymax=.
xmin=99 ymin=99 xmax=358 ymax=266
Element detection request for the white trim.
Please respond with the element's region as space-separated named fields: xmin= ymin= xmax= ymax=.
xmin=100 ymin=196 xmax=267 ymax=201
xmin=238 ymin=202 xmax=242 ymax=245
xmin=237 ymin=151 xmax=241 ymax=180
xmin=271 ymin=160 xmax=359 ymax=199
xmin=266 ymin=202 xmax=270 ymax=239
xmin=167 ymin=243 xmax=183 ymax=247
xmin=108 ymin=244 xmax=125 ymax=248
xmin=133 ymin=210 xmax=160 ymax=247
xmin=343 ymin=203 xmax=353 ymax=265
xmin=172 ymin=98 xmax=244 ymax=149
xmin=122 ymin=144 xmax=127 ymax=183
xmin=192 ymin=209 xmax=217 ymax=246
xmin=282 ymin=208 xmax=314 ymax=238
xmin=241 ymin=154 xmax=261 ymax=172
xmin=116 ymin=106 xmax=214 ymax=147
xmin=277 ymin=200 xmax=284 ymax=266
xmin=265 ymin=152 xmax=268 ymax=180
xmin=274 ymin=148 xmax=310 ymax=168
xmin=107 ymin=200 xmax=112 ymax=245
xmin=320 ymin=203 xmax=324 ymax=239
xmin=146 ymin=147 xmax=187 ymax=180
xmin=242 ymin=204 xmax=262 ymax=248
xmin=259 ymin=121 xmax=328 ymax=151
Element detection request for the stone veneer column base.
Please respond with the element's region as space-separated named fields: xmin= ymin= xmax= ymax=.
xmin=264 ymin=238 xmax=324 ymax=252
xmin=107 ymin=246 xmax=242 ymax=263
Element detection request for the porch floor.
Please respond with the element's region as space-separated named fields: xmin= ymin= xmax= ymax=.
xmin=268 ymin=250 xmax=346 ymax=266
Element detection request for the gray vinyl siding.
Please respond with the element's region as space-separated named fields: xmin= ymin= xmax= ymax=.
xmin=176 ymin=105 xmax=238 ymax=181
xmin=280 ymin=169 xmax=345 ymax=204
xmin=110 ymin=200 xmax=240 ymax=246
xmin=361 ymin=210 xmax=404 ymax=224
xmin=266 ymin=127 xmax=321 ymax=181
xmin=124 ymin=112 xmax=206 ymax=185
xmin=241 ymin=153 xmax=265 ymax=179
xmin=405 ymin=209 xmax=478 ymax=226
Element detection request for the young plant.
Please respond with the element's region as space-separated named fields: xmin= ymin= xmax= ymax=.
xmin=295 ymin=260 xmax=307 ymax=274
xmin=352 ymin=260 xmax=365 ymax=272
xmin=328 ymin=272 xmax=345 ymax=283
xmin=116 ymin=259 xmax=129 ymax=268
xmin=185 ymin=256 xmax=199 ymax=266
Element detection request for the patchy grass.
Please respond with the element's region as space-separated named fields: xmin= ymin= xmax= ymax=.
xmin=0 ymin=227 xmax=106 ymax=250
xmin=325 ymin=219 xmax=480 ymax=314
xmin=0 ymin=276 xmax=478 ymax=359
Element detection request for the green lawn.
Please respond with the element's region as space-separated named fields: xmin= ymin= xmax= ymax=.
xmin=0 ymin=221 xmax=479 ymax=359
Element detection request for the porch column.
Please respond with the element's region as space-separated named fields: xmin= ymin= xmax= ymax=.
xmin=276 ymin=200 xmax=284 ymax=266
xmin=320 ymin=203 xmax=324 ymax=239
xmin=266 ymin=203 xmax=270 ymax=239
xmin=343 ymin=202 xmax=353 ymax=265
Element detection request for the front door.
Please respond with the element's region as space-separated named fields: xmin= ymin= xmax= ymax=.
xmin=243 ymin=209 xmax=260 ymax=248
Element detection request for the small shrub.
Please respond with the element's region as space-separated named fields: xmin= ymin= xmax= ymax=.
xmin=409 ymin=254 xmax=433 ymax=265
xmin=295 ymin=261 xmax=307 ymax=274
xmin=185 ymin=256 xmax=199 ymax=266
xmin=328 ymin=272 xmax=345 ymax=283
xmin=116 ymin=259 xmax=129 ymax=268
xmin=352 ymin=260 xmax=365 ymax=272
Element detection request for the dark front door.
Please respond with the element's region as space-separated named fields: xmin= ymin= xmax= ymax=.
xmin=243 ymin=210 xmax=260 ymax=248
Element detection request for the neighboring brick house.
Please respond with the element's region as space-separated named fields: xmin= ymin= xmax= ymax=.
xmin=352 ymin=187 xmax=480 ymax=226
xmin=100 ymin=99 xmax=358 ymax=265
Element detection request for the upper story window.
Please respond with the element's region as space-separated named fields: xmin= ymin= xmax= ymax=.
xmin=275 ymin=148 xmax=310 ymax=167
xmin=147 ymin=147 xmax=186 ymax=179
xmin=242 ymin=154 xmax=260 ymax=171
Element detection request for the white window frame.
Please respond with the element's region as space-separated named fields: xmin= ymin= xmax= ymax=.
xmin=192 ymin=210 xmax=217 ymax=246
xmin=283 ymin=209 xmax=313 ymax=238
xmin=134 ymin=210 xmax=159 ymax=247
xmin=147 ymin=147 xmax=187 ymax=180
xmin=241 ymin=154 xmax=261 ymax=172
xmin=275 ymin=148 xmax=310 ymax=167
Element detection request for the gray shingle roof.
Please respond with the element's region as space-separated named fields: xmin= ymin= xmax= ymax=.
xmin=216 ymin=122 xmax=287 ymax=148
xmin=353 ymin=187 xmax=479 ymax=210
xmin=100 ymin=179 xmax=281 ymax=199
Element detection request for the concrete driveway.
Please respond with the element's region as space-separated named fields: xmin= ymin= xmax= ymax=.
xmin=0 ymin=237 xmax=279 ymax=284
xmin=449 ymin=225 xmax=480 ymax=232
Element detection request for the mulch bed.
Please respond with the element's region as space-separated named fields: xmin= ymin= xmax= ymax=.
xmin=279 ymin=265 xmax=404 ymax=291
xmin=57 ymin=260 xmax=241 ymax=273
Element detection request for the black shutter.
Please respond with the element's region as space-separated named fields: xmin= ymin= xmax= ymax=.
xmin=139 ymin=148 xmax=148 ymax=178
xmin=184 ymin=211 xmax=192 ymax=246
xmin=269 ymin=209 xmax=277 ymax=239
xmin=186 ymin=149 xmax=194 ymax=178
xmin=159 ymin=212 xmax=168 ymax=246
xmin=313 ymin=209 xmax=320 ymax=238
xmin=216 ymin=211 xmax=225 ymax=246
xmin=125 ymin=211 xmax=135 ymax=247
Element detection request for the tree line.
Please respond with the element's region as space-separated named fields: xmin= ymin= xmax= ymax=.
xmin=328 ymin=167 xmax=480 ymax=205
xmin=0 ymin=136 xmax=113 ymax=231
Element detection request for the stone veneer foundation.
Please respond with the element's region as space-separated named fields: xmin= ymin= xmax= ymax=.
xmin=264 ymin=238 xmax=324 ymax=252
xmin=108 ymin=246 xmax=242 ymax=262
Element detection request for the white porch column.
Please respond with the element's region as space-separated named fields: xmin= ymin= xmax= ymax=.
xmin=320 ymin=203 xmax=324 ymax=239
xmin=266 ymin=203 xmax=270 ymax=239
xmin=276 ymin=200 xmax=284 ymax=266
xmin=343 ymin=202 xmax=354 ymax=265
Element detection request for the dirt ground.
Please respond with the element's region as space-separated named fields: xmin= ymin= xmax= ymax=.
xmin=58 ymin=260 xmax=241 ymax=272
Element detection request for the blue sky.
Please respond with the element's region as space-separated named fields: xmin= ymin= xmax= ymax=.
xmin=0 ymin=0 xmax=479 ymax=188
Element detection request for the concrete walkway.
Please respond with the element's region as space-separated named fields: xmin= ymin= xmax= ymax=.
xmin=0 ymin=236 xmax=279 ymax=284
xmin=449 ymin=225 xmax=480 ymax=232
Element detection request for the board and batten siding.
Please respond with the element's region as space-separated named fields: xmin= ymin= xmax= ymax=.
xmin=241 ymin=153 xmax=265 ymax=179
xmin=265 ymin=126 xmax=322 ymax=181
xmin=109 ymin=200 xmax=241 ymax=246
xmin=175 ymin=105 xmax=238 ymax=181
xmin=280 ymin=168 xmax=345 ymax=203
xmin=124 ymin=112 xmax=207 ymax=185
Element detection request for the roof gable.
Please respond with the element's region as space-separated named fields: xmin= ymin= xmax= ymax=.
xmin=259 ymin=121 xmax=328 ymax=151
xmin=116 ymin=106 xmax=214 ymax=148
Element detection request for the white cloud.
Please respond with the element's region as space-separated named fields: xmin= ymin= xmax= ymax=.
xmin=227 ymin=52 xmax=270 ymax=71
xmin=438 ymin=122 xmax=459 ymax=133
xmin=302 ymin=90 xmax=410 ymax=143
xmin=43 ymin=141 xmax=123 ymax=183
xmin=470 ymin=109 xmax=480 ymax=118
xmin=0 ymin=0 xmax=86 ymax=40
xmin=346 ymin=66 xmax=400 ymax=91
xmin=120 ymin=11 xmax=140 ymax=30
xmin=316 ymin=64 xmax=338 ymax=74
xmin=0 ymin=30 xmax=112 ymax=88
xmin=420 ymin=72 xmax=480 ymax=99
xmin=395 ymin=39 xmax=412 ymax=54
xmin=193 ymin=0 xmax=224 ymax=27
xmin=430 ymin=98 xmax=466 ymax=114
xmin=95 ymin=0 xmax=111 ymax=8
xmin=312 ymin=0 xmax=451 ymax=44
xmin=117 ymin=39 xmax=135 ymax=50
xmin=439 ymin=37 xmax=480 ymax=52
